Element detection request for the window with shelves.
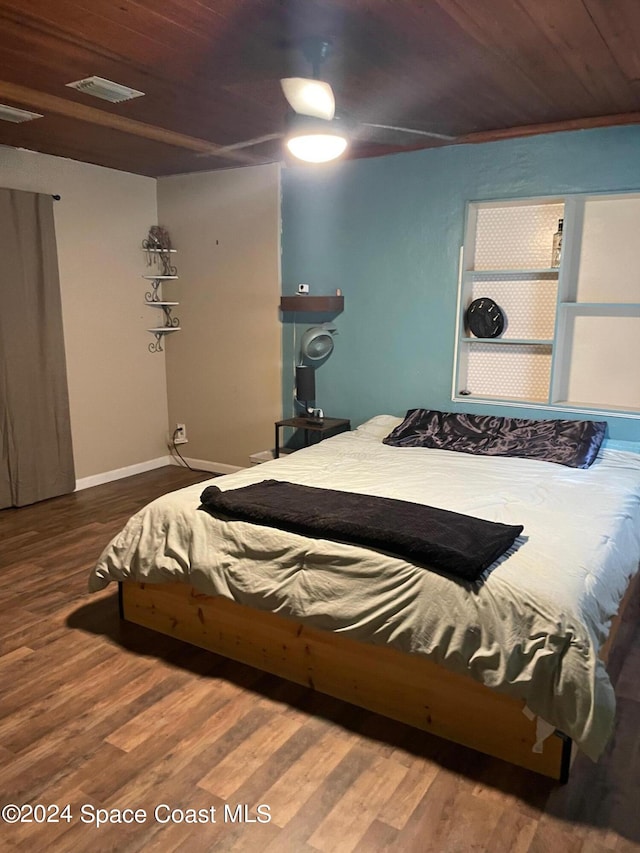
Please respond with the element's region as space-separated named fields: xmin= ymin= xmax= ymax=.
xmin=454 ymin=193 xmax=640 ymax=416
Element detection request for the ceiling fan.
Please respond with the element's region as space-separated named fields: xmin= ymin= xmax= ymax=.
xmin=209 ymin=37 xmax=457 ymax=164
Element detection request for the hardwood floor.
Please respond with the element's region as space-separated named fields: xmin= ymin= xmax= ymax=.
xmin=1 ymin=465 xmax=639 ymax=852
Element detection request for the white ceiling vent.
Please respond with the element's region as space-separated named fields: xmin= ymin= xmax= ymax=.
xmin=66 ymin=76 xmax=145 ymax=103
xmin=0 ymin=104 xmax=43 ymax=123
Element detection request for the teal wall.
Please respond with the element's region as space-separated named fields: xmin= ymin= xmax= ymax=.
xmin=281 ymin=126 xmax=640 ymax=440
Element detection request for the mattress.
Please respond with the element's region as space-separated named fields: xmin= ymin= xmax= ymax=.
xmin=90 ymin=415 xmax=640 ymax=759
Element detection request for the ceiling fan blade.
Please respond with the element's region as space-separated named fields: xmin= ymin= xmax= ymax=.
xmin=280 ymin=78 xmax=335 ymax=121
xmin=361 ymin=122 xmax=457 ymax=141
xmin=195 ymin=133 xmax=283 ymax=157
xmin=217 ymin=133 xmax=283 ymax=151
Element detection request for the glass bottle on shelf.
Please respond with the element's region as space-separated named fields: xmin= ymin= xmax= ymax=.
xmin=551 ymin=218 xmax=563 ymax=268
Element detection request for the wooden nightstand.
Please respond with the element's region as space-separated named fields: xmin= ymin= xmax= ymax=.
xmin=274 ymin=417 xmax=351 ymax=458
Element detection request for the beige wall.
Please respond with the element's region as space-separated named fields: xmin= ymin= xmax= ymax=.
xmin=0 ymin=148 xmax=169 ymax=480
xmin=157 ymin=164 xmax=282 ymax=468
xmin=0 ymin=150 xmax=281 ymax=479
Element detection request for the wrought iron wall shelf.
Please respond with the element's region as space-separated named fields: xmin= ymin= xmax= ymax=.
xmin=142 ymin=228 xmax=181 ymax=352
xmin=147 ymin=326 xmax=181 ymax=353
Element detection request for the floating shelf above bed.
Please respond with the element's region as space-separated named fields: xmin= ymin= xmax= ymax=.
xmin=280 ymin=295 xmax=344 ymax=313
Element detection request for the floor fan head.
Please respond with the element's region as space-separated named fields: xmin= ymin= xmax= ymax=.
xmin=300 ymin=324 xmax=336 ymax=362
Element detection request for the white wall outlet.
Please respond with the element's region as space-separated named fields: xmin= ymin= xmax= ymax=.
xmin=174 ymin=423 xmax=188 ymax=444
xmin=297 ymin=283 xmax=310 ymax=294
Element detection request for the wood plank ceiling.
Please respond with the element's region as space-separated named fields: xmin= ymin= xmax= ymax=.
xmin=0 ymin=0 xmax=639 ymax=177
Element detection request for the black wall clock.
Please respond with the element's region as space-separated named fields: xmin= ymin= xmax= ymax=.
xmin=466 ymin=298 xmax=505 ymax=338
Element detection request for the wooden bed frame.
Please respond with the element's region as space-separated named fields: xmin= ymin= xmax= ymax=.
xmin=119 ymin=570 xmax=639 ymax=782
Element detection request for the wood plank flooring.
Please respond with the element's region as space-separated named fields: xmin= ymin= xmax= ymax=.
xmin=1 ymin=466 xmax=639 ymax=852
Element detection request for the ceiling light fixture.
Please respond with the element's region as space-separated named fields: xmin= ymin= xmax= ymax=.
xmin=66 ymin=76 xmax=145 ymax=104
xmin=0 ymin=104 xmax=43 ymax=123
xmin=285 ymin=114 xmax=348 ymax=164
xmin=280 ymin=78 xmax=335 ymax=121
xmin=200 ymin=35 xmax=456 ymax=167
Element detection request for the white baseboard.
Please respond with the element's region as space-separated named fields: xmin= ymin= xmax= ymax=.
xmin=75 ymin=454 xmax=245 ymax=491
xmin=75 ymin=456 xmax=172 ymax=491
xmin=170 ymin=456 xmax=245 ymax=475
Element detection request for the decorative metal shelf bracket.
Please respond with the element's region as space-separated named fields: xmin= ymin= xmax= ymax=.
xmin=161 ymin=306 xmax=180 ymax=327
xmin=148 ymin=333 xmax=165 ymax=354
xmin=145 ymin=279 xmax=163 ymax=303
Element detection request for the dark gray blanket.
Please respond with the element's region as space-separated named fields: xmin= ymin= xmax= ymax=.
xmin=200 ymin=480 xmax=523 ymax=581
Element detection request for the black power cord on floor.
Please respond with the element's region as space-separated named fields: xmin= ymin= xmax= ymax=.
xmin=168 ymin=428 xmax=222 ymax=478
xmin=168 ymin=428 xmax=222 ymax=477
xmin=169 ymin=427 xmax=195 ymax=471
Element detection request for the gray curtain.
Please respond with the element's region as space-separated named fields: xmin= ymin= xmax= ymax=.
xmin=0 ymin=189 xmax=75 ymax=508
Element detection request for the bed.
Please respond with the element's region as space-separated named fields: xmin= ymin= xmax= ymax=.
xmin=90 ymin=413 xmax=640 ymax=780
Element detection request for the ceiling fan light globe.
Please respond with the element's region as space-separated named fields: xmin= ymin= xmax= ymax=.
xmin=286 ymin=133 xmax=348 ymax=163
xmin=280 ymin=78 xmax=335 ymax=120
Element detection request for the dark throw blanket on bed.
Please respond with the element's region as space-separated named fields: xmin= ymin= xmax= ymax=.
xmin=199 ymin=480 xmax=523 ymax=581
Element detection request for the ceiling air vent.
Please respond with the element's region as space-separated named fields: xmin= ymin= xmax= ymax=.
xmin=0 ymin=104 xmax=43 ymax=123
xmin=65 ymin=76 xmax=145 ymax=104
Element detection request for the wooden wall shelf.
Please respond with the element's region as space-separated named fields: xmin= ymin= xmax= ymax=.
xmin=280 ymin=295 xmax=344 ymax=313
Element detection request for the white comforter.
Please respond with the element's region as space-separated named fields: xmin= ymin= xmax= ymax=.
xmin=90 ymin=415 xmax=640 ymax=759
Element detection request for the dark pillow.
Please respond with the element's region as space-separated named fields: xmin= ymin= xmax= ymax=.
xmin=382 ymin=409 xmax=606 ymax=469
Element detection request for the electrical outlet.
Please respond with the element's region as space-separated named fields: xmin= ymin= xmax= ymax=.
xmin=174 ymin=423 xmax=188 ymax=444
